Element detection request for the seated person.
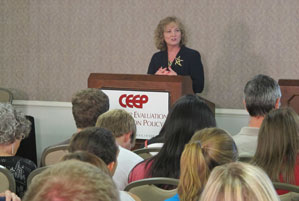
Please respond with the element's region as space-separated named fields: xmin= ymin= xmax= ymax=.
xmin=251 ymin=107 xmax=299 ymax=195
xmin=128 ymin=95 xmax=216 ymax=185
xmin=22 ymin=160 xmax=119 ymax=201
xmin=166 ymin=128 xmax=238 ymax=201
xmin=69 ymin=127 xmax=140 ymax=201
xmin=199 ymin=162 xmax=280 ymax=201
xmin=0 ymin=103 xmax=36 ymax=197
xmin=96 ymin=109 xmax=143 ymax=190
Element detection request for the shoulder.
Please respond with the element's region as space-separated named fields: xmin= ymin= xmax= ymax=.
xmin=15 ymin=156 xmax=37 ymax=169
xmin=181 ymin=46 xmax=201 ymax=57
xmin=118 ymin=146 xmax=143 ymax=162
xmin=151 ymin=50 xmax=166 ymax=59
xmin=119 ymin=191 xmax=135 ymax=201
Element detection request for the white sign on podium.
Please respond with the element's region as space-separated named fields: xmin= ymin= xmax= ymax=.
xmin=102 ymin=89 xmax=169 ymax=139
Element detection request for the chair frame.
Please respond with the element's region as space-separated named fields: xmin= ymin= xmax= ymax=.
xmin=124 ymin=177 xmax=179 ymax=191
xmin=27 ymin=166 xmax=48 ymax=187
xmin=273 ymin=182 xmax=299 ymax=193
xmin=40 ymin=144 xmax=69 ymax=167
xmin=0 ymin=88 xmax=13 ymax=103
xmin=0 ymin=165 xmax=16 ymax=192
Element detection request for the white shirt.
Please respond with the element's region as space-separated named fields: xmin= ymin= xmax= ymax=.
xmin=113 ymin=146 xmax=143 ymax=190
xmin=233 ymin=127 xmax=259 ymax=156
xmin=119 ymin=191 xmax=135 ymax=201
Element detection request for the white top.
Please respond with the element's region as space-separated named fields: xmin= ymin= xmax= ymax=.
xmin=113 ymin=146 xmax=143 ymax=190
xmin=233 ymin=127 xmax=259 ymax=156
xmin=119 ymin=191 xmax=135 ymax=201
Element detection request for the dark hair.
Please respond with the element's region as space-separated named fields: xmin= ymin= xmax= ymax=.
xmin=146 ymin=95 xmax=216 ymax=180
xmin=69 ymin=127 xmax=118 ymax=165
xmin=244 ymin=74 xmax=281 ymax=117
xmin=72 ymin=89 xmax=109 ymax=129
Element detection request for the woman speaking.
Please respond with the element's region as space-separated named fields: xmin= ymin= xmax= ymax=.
xmin=147 ymin=16 xmax=204 ymax=93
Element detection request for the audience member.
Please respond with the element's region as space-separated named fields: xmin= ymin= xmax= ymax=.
xmin=128 ymin=95 xmax=216 ymax=185
xmin=0 ymin=103 xmax=36 ymax=197
xmin=233 ymin=74 xmax=281 ymax=155
xmin=96 ymin=109 xmax=143 ymax=190
xmin=199 ymin=162 xmax=280 ymax=201
xmin=251 ymin=107 xmax=299 ymax=195
xmin=22 ymin=160 xmax=119 ymax=201
xmin=166 ymin=128 xmax=238 ymax=201
xmin=69 ymin=127 xmax=140 ymax=201
xmin=61 ymin=151 xmax=110 ymax=175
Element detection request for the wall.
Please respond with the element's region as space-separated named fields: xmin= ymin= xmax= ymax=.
xmin=13 ymin=100 xmax=249 ymax=165
xmin=1 ymin=0 xmax=299 ymax=108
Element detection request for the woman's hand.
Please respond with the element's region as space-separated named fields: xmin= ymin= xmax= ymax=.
xmin=155 ymin=67 xmax=167 ymax=75
xmin=166 ymin=66 xmax=177 ymax=76
xmin=0 ymin=190 xmax=21 ymax=201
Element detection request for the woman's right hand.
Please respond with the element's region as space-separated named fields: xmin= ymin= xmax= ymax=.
xmin=0 ymin=190 xmax=21 ymax=201
xmin=155 ymin=67 xmax=167 ymax=75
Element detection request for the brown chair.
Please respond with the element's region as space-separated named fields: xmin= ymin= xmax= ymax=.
xmin=124 ymin=177 xmax=178 ymax=201
xmin=40 ymin=144 xmax=69 ymax=167
xmin=273 ymin=182 xmax=299 ymax=201
xmin=133 ymin=147 xmax=161 ymax=160
xmin=0 ymin=165 xmax=16 ymax=193
xmin=27 ymin=166 xmax=48 ymax=187
xmin=0 ymin=88 xmax=13 ymax=103
xmin=238 ymin=154 xmax=253 ymax=163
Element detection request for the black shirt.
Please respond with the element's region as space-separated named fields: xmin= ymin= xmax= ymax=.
xmin=147 ymin=46 xmax=204 ymax=93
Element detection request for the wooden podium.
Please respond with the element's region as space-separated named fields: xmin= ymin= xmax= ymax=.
xmin=88 ymin=73 xmax=194 ymax=106
xmin=278 ymin=79 xmax=299 ymax=114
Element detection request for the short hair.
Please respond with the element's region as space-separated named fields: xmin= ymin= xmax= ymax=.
xmin=178 ymin=128 xmax=238 ymax=201
xmin=96 ymin=109 xmax=136 ymax=143
xmin=252 ymin=107 xmax=299 ymax=183
xmin=154 ymin=16 xmax=187 ymax=51
xmin=22 ymin=160 xmax=120 ymax=201
xmin=69 ymin=127 xmax=118 ymax=165
xmin=244 ymin=74 xmax=281 ymax=117
xmin=0 ymin=103 xmax=31 ymax=144
xmin=61 ymin=151 xmax=111 ymax=176
xmin=199 ymin=162 xmax=280 ymax=201
xmin=72 ymin=89 xmax=109 ymax=128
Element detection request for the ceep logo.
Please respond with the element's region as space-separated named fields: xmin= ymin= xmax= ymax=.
xmin=119 ymin=94 xmax=149 ymax=108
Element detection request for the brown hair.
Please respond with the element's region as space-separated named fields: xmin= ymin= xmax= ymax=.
xmin=154 ymin=16 xmax=187 ymax=51
xmin=178 ymin=128 xmax=238 ymax=201
xmin=96 ymin=109 xmax=136 ymax=144
xmin=252 ymin=107 xmax=299 ymax=183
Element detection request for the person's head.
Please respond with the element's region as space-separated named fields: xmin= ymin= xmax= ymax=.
xmin=154 ymin=16 xmax=187 ymax=51
xmin=252 ymin=107 xmax=299 ymax=183
xmin=61 ymin=151 xmax=110 ymax=176
xmin=148 ymin=95 xmax=216 ymax=179
xmin=69 ymin=127 xmax=119 ymax=174
xmin=200 ymin=162 xmax=280 ymax=201
xmin=96 ymin=109 xmax=136 ymax=150
xmin=23 ymin=160 xmax=119 ymax=201
xmin=178 ymin=128 xmax=238 ymax=201
xmin=0 ymin=103 xmax=31 ymax=155
xmin=244 ymin=74 xmax=281 ymax=117
xmin=72 ymin=89 xmax=109 ymax=129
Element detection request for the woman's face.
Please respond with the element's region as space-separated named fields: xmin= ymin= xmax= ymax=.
xmin=163 ymin=22 xmax=181 ymax=47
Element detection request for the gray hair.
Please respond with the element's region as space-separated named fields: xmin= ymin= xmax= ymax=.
xmin=244 ymin=74 xmax=281 ymax=117
xmin=0 ymin=103 xmax=31 ymax=144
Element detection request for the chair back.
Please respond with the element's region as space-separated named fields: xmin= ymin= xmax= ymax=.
xmin=40 ymin=144 xmax=69 ymax=167
xmin=27 ymin=166 xmax=48 ymax=187
xmin=0 ymin=165 xmax=16 ymax=192
xmin=238 ymin=154 xmax=253 ymax=163
xmin=0 ymin=88 xmax=13 ymax=103
xmin=124 ymin=177 xmax=179 ymax=201
xmin=133 ymin=147 xmax=161 ymax=160
xmin=273 ymin=182 xmax=299 ymax=201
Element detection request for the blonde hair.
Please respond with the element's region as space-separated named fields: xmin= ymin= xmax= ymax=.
xmin=23 ymin=160 xmax=119 ymax=201
xmin=154 ymin=16 xmax=187 ymax=51
xmin=200 ymin=162 xmax=280 ymax=201
xmin=252 ymin=107 xmax=299 ymax=183
xmin=178 ymin=128 xmax=238 ymax=201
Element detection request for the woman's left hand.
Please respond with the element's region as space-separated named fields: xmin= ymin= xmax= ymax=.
xmin=0 ymin=190 xmax=21 ymax=201
xmin=166 ymin=66 xmax=177 ymax=76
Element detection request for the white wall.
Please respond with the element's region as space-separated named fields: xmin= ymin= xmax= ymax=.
xmin=13 ymin=100 xmax=249 ymax=165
